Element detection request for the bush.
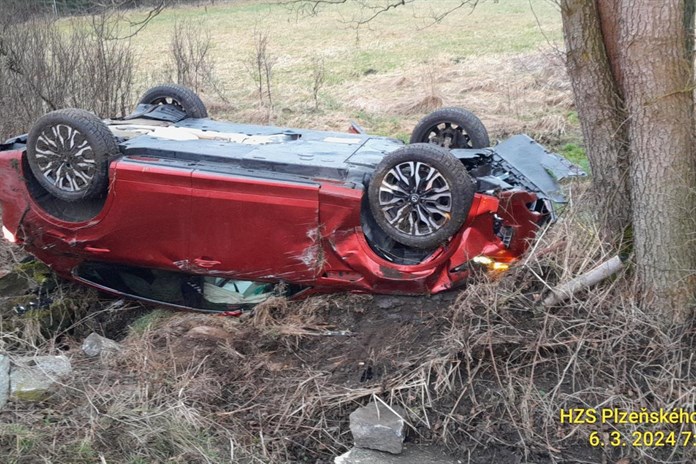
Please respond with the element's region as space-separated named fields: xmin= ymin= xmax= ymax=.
xmin=0 ymin=16 xmax=134 ymax=139
xmin=168 ymin=19 xmax=215 ymax=94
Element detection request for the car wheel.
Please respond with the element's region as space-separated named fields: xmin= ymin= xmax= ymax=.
xmin=27 ymin=109 xmax=117 ymax=202
xmin=410 ymin=107 xmax=490 ymax=149
xmin=138 ymin=84 xmax=209 ymax=118
xmin=368 ymin=143 xmax=475 ymax=250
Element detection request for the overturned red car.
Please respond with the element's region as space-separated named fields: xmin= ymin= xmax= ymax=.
xmin=0 ymin=84 xmax=582 ymax=312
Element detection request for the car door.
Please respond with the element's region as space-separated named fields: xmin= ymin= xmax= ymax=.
xmin=69 ymin=157 xmax=193 ymax=270
xmin=189 ymin=167 xmax=321 ymax=283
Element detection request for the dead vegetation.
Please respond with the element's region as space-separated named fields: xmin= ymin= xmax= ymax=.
xmin=310 ymin=54 xmax=326 ymax=111
xmin=2 ymin=186 xmax=695 ymax=463
xmin=168 ymin=19 xmax=217 ymax=94
xmin=345 ymin=50 xmax=575 ymax=143
xmin=247 ymin=28 xmax=277 ymax=119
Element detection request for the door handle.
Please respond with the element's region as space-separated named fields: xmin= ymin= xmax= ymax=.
xmin=193 ymin=258 xmax=221 ymax=269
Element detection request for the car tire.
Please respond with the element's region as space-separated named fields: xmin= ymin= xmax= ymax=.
xmin=368 ymin=143 xmax=475 ymax=250
xmin=27 ymin=109 xmax=118 ymax=202
xmin=138 ymin=84 xmax=209 ymax=119
xmin=410 ymin=107 xmax=490 ymax=149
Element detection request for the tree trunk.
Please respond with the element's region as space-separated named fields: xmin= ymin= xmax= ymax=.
xmin=596 ymin=0 xmax=623 ymax=88
xmin=685 ymin=0 xmax=695 ymax=59
xmin=618 ymin=0 xmax=696 ymax=319
xmin=560 ymin=0 xmax=631 ymax=239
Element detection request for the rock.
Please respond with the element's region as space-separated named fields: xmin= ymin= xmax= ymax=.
xmin=335 ymin=444 xmax=462 ymax=464
xmin=0 ymin=355 xmax=9 ymax=409
xmin=185 ymin=326 xmax=231 ymax=342
xmin=82 ymin=332 xmax=121 ymax=358
xmin=0 ymin=271 xmax=34 ymax=297
xmin=10 ymin=355 xmax=72 ymax=401
xmin=349 ymin=402 xmax=406 ymax=454
xmin=375 ymin=297 xmax=400 ymax=310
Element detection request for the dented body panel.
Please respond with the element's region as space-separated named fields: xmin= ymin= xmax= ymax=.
xmin=0 ymin=119 xmax=582 ymax=306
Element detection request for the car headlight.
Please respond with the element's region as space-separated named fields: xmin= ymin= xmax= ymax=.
xmin=2 ymin=225 xmax=16 ymax=243
xmin=452 ymin=255 xmax=511 ymax=273
xmin=471 ymin=256 xmax=510 ymax=271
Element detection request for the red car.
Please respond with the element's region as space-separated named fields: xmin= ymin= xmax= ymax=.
xmin=0 ymin=85 xmax=582 ymax=312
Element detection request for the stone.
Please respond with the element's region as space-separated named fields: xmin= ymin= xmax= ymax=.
xmin=185 ymin=326 xmax=231 ymax=342
xmin=335 ymin=444 xmax=462 ymax=464
xmin=10 ymin=355 xmax=72 ymax=401
xmin=82 ymin=332 xmax=121 ymax=358
xmin=0 ymin=355 xmax=9 ymax=409
xmin=349 ymin=402 xmax=406 ymax=454
xmin=0 ymin=272 xmax=34 ymax=297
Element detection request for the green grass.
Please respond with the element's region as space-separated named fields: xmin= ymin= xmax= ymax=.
xmin=135 ymin=0 xmax=561 ymax=72
xmin=560 ymin=142 xmax=590 ymax=174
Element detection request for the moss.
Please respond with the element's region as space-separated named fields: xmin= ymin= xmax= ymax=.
xmin=16 ymin=260 xmax=53 ymax=285
xmin=13 ymin=388 xmax=50 ymax=402
xmin=1 ymin=262 xmax=97 ymax=346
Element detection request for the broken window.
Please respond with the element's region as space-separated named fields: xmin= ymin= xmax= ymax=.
xmin=75 ymin=262 xmax=299 ymax=312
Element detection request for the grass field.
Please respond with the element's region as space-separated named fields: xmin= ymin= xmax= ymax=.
xmin=123 ymin=0 xmax=578 ymax=152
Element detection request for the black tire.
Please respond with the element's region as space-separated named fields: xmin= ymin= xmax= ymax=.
xmin=27 ymin=109 xmax=117 ymax=202
xmin=368 ymin=143 xmax=476 ymax=250
xmin=138 ymin=84 xmax=208 ymax=119
xmin=410 ymin=107 xmax=490 ymax=149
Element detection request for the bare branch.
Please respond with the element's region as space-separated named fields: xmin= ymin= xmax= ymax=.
xmin=353 ymin=0 xmax=413 ymax=26
xmin=279 ymin=0 xmax=482 ymax=31
xmin=89 ymin=0 xmax=169 ymax=41
xmin=281 ymin=0 xmax=349 ymax=16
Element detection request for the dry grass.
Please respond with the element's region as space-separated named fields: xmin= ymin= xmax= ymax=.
xmin=338 ymin=50 xmax=575 ymax=142
xmin=110 ymin=0 xmax=575 ymax=144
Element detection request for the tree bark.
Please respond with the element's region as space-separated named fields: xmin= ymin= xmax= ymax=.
xmin=685 ymin=0 xmax=695 ymax=59
xmin=596 ymin=0 xmax=623 ymax=89
xmin=618 ymin=0 xmax=696 ymax=319
xmin=560 ymin=0 xmax=631 ymax=239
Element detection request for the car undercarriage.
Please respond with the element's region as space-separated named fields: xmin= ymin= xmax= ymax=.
xmin=0 ymin=84 xmax=584 ymax=312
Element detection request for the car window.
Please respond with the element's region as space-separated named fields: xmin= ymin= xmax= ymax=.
xmin=74 ymin=262 xmax=297 ymax=312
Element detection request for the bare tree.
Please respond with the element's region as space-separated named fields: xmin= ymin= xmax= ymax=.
xmin=283 ymin=0 xmax=480 ymax=27
xmin=560 ymin=0 xmax=696 ymax=317
xmin=88 ymin=0 xmax=168 ymax=41
xmin=0 ymin=4 xmax=143 ymax=139
xmin=561 ymin=1 xmax=631 ymax=240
